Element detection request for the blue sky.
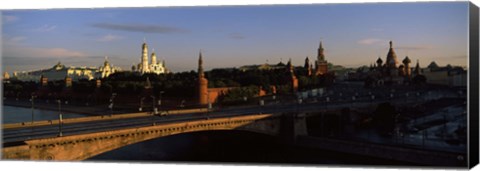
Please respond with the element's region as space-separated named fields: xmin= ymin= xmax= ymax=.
xmin=2 ymin=2 xmax=469 ymax=73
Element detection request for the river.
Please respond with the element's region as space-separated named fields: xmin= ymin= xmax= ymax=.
xmin=2 ymin=105 xmax=88 ymax=124
xmin=89 ymin=130 xmax=412 ymax=166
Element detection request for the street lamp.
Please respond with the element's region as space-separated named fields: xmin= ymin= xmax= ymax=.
xmin=30 ymin=93 xmax=37 ymax=124
xmin=158 ymin=91 xmax=164 ymax=106
xmin=57 ymin=99 xmax=63 ymax=137
xmin=139 ymin=97 xmax=145 ymax=112
xmin=150 ymin=95 xmax=157 ymax=115
xmin=109 ymin=93 xmax=117 ymax=117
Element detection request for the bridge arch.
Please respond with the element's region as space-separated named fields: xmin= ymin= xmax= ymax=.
xmin=13 ymin=114 xmax=285 ymax=160
xmin=89 ymin=129 xmax=279 ymax=160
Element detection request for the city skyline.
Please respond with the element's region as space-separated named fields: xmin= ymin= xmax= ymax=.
xmin=2 ymin=2 xmax=469 ymax=73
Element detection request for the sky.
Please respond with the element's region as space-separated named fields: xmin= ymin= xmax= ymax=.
xmin=1 ymin=1 xmax=469 ymax=73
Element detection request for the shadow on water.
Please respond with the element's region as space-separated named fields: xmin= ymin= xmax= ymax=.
xmin=88 ymin=130 xmax=415 ymax=166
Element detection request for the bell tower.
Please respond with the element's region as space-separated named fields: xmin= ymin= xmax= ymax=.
xmin=141 ymin=39 xmax=150 ymax=73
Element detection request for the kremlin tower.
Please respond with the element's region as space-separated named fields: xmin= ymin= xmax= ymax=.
xmin=315 ymin=41 xmax=328 ymax=76
xmin=198 ymin=51 xmax=209 ymax=105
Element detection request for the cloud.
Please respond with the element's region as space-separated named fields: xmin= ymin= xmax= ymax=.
xmin=97 ymin=34 xmax=123 ymax=42
xmin=228 ymin=33 xmax=246 ymax=39
xmin=3 ymin=15 xmax=18 ymax=22
xmin=10 ymin=36 xmax=27 ymax=42
xmin=91 ymin=23 xmax=188 ymax=34
xmin=395 ymin=45 xmax=434 ymax=50
xmin=4 ymin=36 xmax=27 ymax=44
xmin=41 ymin=48 xmax=85 ymax=57
xmin=429 ymin=55 xmax=467 ymax=60
xmin=5 ymin=45 xmax=87 ymax=58
xmin=33 ymin=24 xmax=57 ymax=32
xmin=357 ymin=38 xmax=383 ymax=45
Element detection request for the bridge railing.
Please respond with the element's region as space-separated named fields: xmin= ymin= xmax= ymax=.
xmin=3 ymin=108 xmax=209 ymax=129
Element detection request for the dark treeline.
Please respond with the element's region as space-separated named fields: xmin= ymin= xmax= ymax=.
xmin=3 ymin=67 xmax=334 ymax=107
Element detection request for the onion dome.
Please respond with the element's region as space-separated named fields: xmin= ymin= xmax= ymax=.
xmin=385 ymin=41 xmax=398 ymax=67
xmin=402 ymin=56 xmax=411 ymax=64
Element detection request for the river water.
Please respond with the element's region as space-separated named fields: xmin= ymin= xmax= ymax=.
xmin=89 ymin=131 xmax=412 ymax=166
xmin=2 ymin=105 xmax=87 ymax=124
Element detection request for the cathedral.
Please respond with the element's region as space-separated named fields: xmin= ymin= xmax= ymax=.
xmin=370 ymin=41 xmax=421 ymax=84
xmin=133 ymin=40 xmax=169 ymax=75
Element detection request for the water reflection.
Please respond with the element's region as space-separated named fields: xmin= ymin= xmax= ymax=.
xmin=90 ymin=130 xmax=412 ymax=166
xmin=2 ymin=106 xmax=87 ymax=124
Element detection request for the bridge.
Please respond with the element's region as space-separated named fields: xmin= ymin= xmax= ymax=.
xmin=3 ymin=113 xmax=309 ymax=160
xmin=2 ymin=96 xmax=467 ymax=166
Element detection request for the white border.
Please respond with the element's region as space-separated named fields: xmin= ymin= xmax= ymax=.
xmin=1 ymin=0 xmax=479 ymax=171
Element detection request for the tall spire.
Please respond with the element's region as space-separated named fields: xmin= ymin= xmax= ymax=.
xmin=197 ymin=50 xmax=208 ymax=105
xmin=389 ymin=40 xmax=393 ymax=49
xmin=198 ymin=50 xmax=204 ymax=77
xmin=318 ymin=41 xmax=325 ymax=62
xmin=414 ymin=59 xmax=421 ymax=75
xmin=304 ymin=56 xmax=310 ymax=69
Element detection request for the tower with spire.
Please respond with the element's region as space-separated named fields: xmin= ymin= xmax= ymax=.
xmin=198 ymin=51 xmax=209 ymax=105
xmin=414 ymin=59 xmax=421 ymax=76
xmin=315 ymin=41 xmax=328 ymax=76
xmin=304 ymin=56 xmax=312 ymax=76
xmin=140 ymin=40 xmax=150 ymax=73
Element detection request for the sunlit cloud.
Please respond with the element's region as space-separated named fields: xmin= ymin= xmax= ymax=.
xmin=3 ymin=15 xmax=18 ymax=22
xmin=357 ymin=38 xmax=383 ymax=45
xmin=33 ymin=24 xmax=57 ymax=32
xmin=5 ymin=45 xmax=87 ymax=58
xmin=396 ymin=45 xmax=434 ymax=50
xmin=228 ymin=33 xmax=246 ymax=40
xmin=97 ymin=34 xmax=123 ymax=42
xmin=91 ymin=23 xmax=188 ymax=34
xmin=4 ymin=36 xmax=27 ymax=44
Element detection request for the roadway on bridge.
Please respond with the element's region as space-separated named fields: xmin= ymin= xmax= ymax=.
xmin=3 ymin=96 xmax=388 ymax=145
